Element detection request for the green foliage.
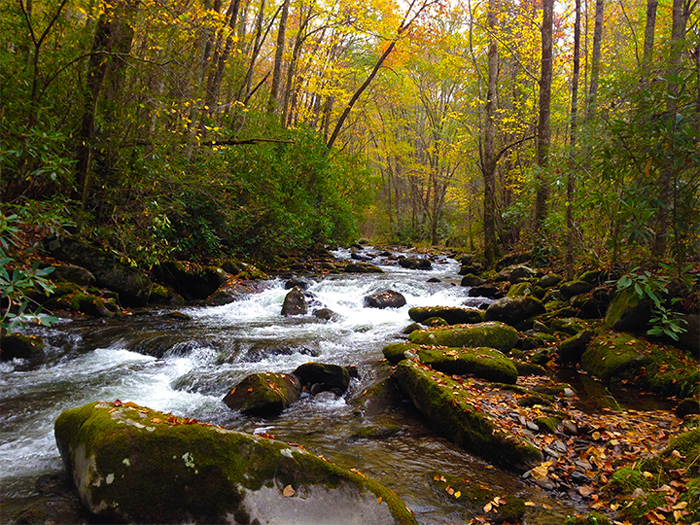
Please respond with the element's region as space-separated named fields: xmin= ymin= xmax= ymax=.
xmin=616 ymin=268 xmax=687 ymax=341
xmin=0 ymin=212 xmax=60 ymax=330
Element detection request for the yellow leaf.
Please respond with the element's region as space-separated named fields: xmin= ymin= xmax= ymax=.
xmin=283 ymin=485 xmax=295 ymax=497
xmin=673 ymin=502 xmax=688 ymax=510
xmin=484 ymin=502 xmax=493 ymax=513
xmin=531 ymin=464 xmax=549 ymax=480
xmin=454 ymin=491 xmax=461 ymax=499
xmin=377 ymin=497 xmax=382 ymax=504
xmin=524 ymin=501 xmax=536 ymax=507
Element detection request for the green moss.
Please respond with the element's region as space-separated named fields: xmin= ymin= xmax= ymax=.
xmin=422 ymin=316 xmax=449 ymax=327
xmin=429 ymin=471 xmax=525 ymax=524
xmin=564 ymin=512 xmax=610 ymax=524
xmin=605 ymin=466 xmax=649 ymax=494
xmin=507 ymin=282 xmax=531 ymax=298
xmin=416 ymin=346 xmax=518 ymax=384
xmin=382 ymin=342 xmax=421 ymax=364
xmin=55 ymin=401 xmax=417 ymax=524
xmin=408 ymin=306 xmax=484 ymax=325
xmin=582 ymin=332 xmax=700 ymax=398
xmin=408 ymin=322 xmax=519 ymax=353
xmin=222 ymin=372 xmax=301 ymax=416
xmin=395 ymin=360 xmax=542 ymax=471
xmin=534 ymin=416 xmax=560 ymax=434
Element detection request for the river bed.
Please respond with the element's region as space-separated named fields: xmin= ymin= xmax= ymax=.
xmin=1 ymin=248 xmax=591 ymax=523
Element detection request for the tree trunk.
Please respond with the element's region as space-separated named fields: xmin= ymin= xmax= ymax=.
xmin=483 ymin=0 xmax=500 ymax=269
xmin=567 ymin=0 xmax=582 ymax=280
xmin=585 ymin=0 xmax=604 ymax=122
xmin=534 ymin=0 xmax=554 ymax=235
xmin=642 ymin=0 xmax=658 ymax=71
xmin=268 ymin=0 xmax=290 ymax=114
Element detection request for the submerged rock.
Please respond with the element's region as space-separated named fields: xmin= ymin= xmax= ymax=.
xmin=0 ymin=334 xmax=45 ymax=361
xmin=395 ymin=360 xmax=542 ymax=471
xmin=223 ymin=372 xmax=301 ymax=416
xmin=281 ymin=286 xmax=308 ymax=316
xmin=54 ymin=401 xmax=417 ymax=524
xmin=408 ymin=321 xmax=519 ymax=353
xmin=152 ymin=261 xmax=225 ymax=301
xmin=364 ymin=289 xmax=406 ymax=309
xmin=293 ymin=362 xmax=350 ymax=395
xmin=398 ymin=256 xmax=432 ymax=270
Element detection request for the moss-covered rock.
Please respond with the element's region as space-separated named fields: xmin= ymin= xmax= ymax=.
xmin=148 ymin=283 xmax=186 ymax=306
xmin=558 ymin=330 xmax=596 ymax=364
xmin=383 ymin=342 xmax=421 ymax=364
xmin=549 ymin=317 xmax=589 ymax=336
xmin=0 ymin=333 xmax=45 ymax=360
xmin=485 ymin=296 xmax=546 ymax=327
xmin=152 ymin=261 xmax=225 ymax=301
xmin=506 ymin=282 xmax=532 ymax=298
xmin=603 ymin=288 xmax=652 ymax=332
xmin=408 ymin=322 xmax=519 ymax=353
xmin=55 ymin=401 xmax=417 ymax=524
xmin=509 ymin=265 xmax=537 ymax=283
xmin=281 ymin=286 xmax=308 ymax=316
xmin=416 ymin=347 xmax=518 ymax=384
xmin=422 ymin=316 xmax=449 ymax=327
xmin=223 ymin=372 xmax=301 ymax=416
xmin=559 ymin=280 xmax=593 ymax=299
xmin=538 ymin=273 xmax=563 ymax=289
xmin=460 ymin=274 xmax=484 ymax=287
xmin=429 ymin=472 xmax=526 ymax=524
xmin=395 ymin=360 xmax=543 ymax=471
xmin=408 ymin=306 xmax=484 ymax=325
xmin=293 ymin=362 xmax=350 ymax=395
xmin=581 ymin=332 xmax=700 ymax=398
xmin=364 ymin=289 xmax=406 ymax=309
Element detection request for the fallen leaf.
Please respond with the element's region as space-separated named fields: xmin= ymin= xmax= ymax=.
xmin=377 ymin=497 xmax=382 ymax=504
xmin=446 ymin=486 xmax=454 ymax=496
xmin=484 ymin=502 xmax=493 ymax=513
xmin=524 ymin=501 xmax=536 ymax=507
xmin=454 ymin=491 xmax=461 ymax=499
xmin=283 ymin=485 xmax=295 ymax=497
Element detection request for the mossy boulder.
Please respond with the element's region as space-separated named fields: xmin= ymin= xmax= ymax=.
xmin=509 ymin=265 xmax=537 ymax=283
xmin=416 ymin=347 xmax=518 ymax=384
xmin=281 ymin=286 xmax=308 ymax=316
xmin=559 ymin=280 xmax=593 ymax=299
xmin=395 ymin=360 xmax=542 ymax=471
xmin=538 ymin=273 xmax=563 ymax=289
xmin=557 ymin=330 xmax=596 ymax=364
xmin=408 ymin=321 xmax=519 ymax=353
xmin=429 ymin=472 xmax=525 ymax=524
xmin=152 ymin=261 xmax=225 ymax=301
xmin=44 ymin=235 xmax=152 ymax=307
xmin=549 ymin=317 xmax=589 ymax=336
xmin=364 ymin=289 xmax=406 ymax=309
xmin=51 ymin=264 xmax=96 ymax=286
xmin=382 ymin=342 xmax=421 ymax=364
xmin=0 ymin=333 xmax=45 ymax=361
xmin=485 ymin=296 xmax=546 ymax=327
xmin=223 ymin=372 xmax=301 ymax=416
xmin=581 ymin=332 xmax=700 ymax=398
xmin=422 ymin=316 xmax=449 ymax=327
xmin=408 ymin=306 xmax=484 ymax=325
xmin=603 ymin=288 xmax=652 ymax=332
xmin=293 ymin=362 xmax=350 ymax=395
xmin=344 ymin=262 xmax=384 ymax=273
xmin=506 ymin=282 xmax=531 ymax=298
xmin=54 ymin=401 xmax=417 ymax=524
xmin=460 ymin=274 xmax=484 ymax=287
xmin=148 ymin=283 xmax=185 ymax=306
xmin=399 ymin=256 xmax=431 ymax=270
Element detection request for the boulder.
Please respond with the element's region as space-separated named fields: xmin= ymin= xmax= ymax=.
xmin=578 ymin=269 xmax=609 ymax=285
xmin=285 ymin=278 xmax=310 ymax=290
xmin=570 ymin=287 xmax=611 ymax=319
xmin=281 ymin=286 xmax=308 ymax=316
xmin=509 ymin=265 xmax=537 ymax=283
xmin=603 ymin=288 xmax=652 ymax=332
xmin=293 ymin=362 xmax=350 ymax=395
xmin=44 ymin=235 xmax=152 ymax=307
xmin=51 ymin=264 xmax=96 ymax=286
xmin=55 ymin=401 xmax=417 ymax=525
xmin=344 ymin=262 xmax=384 ymax=274
xmin=223 ymin=372 xmax=301 ymax=416
xmin=549 ymin=317 xmax=589 ymax=336
xmin=485 ymin=296 xmax=546 ymax=327
xmin=460 ymin=274 xmax=484 ymax=287
xmin=313 ymin=308 xmax=338 ymax=321
xmin=152 ymin=261 xmax=226 ymax=301
xmin=364 ymin=290 xmax=406 ymax=309
xmin=581 ymin=332 xmax=699 ymax=398
xmin=506 ymin=282 xmax=531 ymax=298
xmin=416 ymin=346 xmax=518 ymax=384
xmin=0 ymin=334 xmax=45 ymax=361
xmin=538 ymin=273 xmax=563 ymax=289
xmin=677 ymin=313 xmax=699 ymax=354
xmin=395 ymin=360 xmax=542 ymax=471
xmin=557 ymin=330 xmax=596 ymax=364
xmin=408 ymin=321 xmax=519 ymax=353
xmin=458 ymin=265 xmax=480 ymax=276
xmin=560 ymin=280 xmax=594 ymax=299
xmin=399 ymin=257 xmax=432 ymax=270
xmin=495 ymin=252 xmax=532 ymax=271
xmin=408 ymin=306 xmax=484 ymax=325
xmin=468 ymin=285 xmax=501 ymax=299
xmin=382 ymin=342 xmax=421 ymax=364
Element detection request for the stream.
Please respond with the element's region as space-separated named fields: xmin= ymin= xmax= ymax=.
xmin=1 ymin=248 xmax=591 ymax=524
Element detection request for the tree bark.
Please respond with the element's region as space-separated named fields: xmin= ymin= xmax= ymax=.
xmin=567 ymin=0 xmax=582 ymax=280
xmin=534 ymin=0 xmax=554 ymax=235
xmin=585 ymin=0 xmax=604 ymax=122
xmin=268 ymin=0 xmax=290 ymax=114
xmin=483 ymin=0 xmax=500 ymax=269
xmin=642 ymin=0 xmax=658 ymax=71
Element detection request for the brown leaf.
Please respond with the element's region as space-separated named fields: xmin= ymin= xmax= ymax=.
xmin=283 ymin=485 xmax=295 ymax=497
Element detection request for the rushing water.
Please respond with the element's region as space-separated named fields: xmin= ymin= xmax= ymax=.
xmin=0 ymin=248 xmax=583 ymax=523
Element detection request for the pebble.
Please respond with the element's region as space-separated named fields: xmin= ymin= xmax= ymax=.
xmin=574 ymin=459 xmax=593 ymax=470
xmin=534 ymin=477 xmax=556 ymax=490
xmin=632 ymin=487 xmax=646 ymax=499
xmin=543 ymin=446 xmax=560 ymax=459
xmin=526 ymin=421 xmax=540 ymax=432
xmin=553 ymin=440 xmax=568 ymax=454
xmin=571 ymin=470 xmax=589 ymax=483
xmin=563 ymin=388 xmax=575 ymax=398
xmin=563 ymin=420 xmax=578 ymax=435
